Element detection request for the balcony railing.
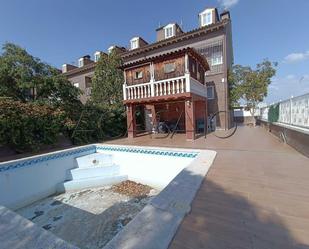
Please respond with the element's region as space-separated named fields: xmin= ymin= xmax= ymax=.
xmin=123 ymin=74 xmax=207 ymax=100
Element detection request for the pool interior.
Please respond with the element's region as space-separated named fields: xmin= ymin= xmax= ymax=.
xmin=1 ymin=145 xmax=203 ymax=249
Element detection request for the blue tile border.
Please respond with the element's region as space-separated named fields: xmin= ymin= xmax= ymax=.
xmin=0 ymin=145 xmax=198 ymax=173
xmin=0 ymin=146 xmax=96 ymax=173
xmin=96 ymin=146 xmax=198 ymax=158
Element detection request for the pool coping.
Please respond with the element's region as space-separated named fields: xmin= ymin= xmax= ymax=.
xmin=102 ymin=144 xmax=217 ymax=249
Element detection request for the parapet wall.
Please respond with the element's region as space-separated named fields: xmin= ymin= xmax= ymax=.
xmin=259 ymin=120 xmax=309 ymax=158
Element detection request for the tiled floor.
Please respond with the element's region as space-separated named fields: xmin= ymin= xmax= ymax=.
xmin=107 ymin=126 xmax=309 ymax=249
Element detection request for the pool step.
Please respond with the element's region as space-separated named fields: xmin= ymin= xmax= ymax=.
xmin=68 ymin=164 xmax=120 ymax=180
xmin=57 ymin=174 xmax=128 ymax=192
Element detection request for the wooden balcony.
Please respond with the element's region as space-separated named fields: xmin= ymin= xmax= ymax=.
xmin=123 ymin=73 xmax=207 ymax=101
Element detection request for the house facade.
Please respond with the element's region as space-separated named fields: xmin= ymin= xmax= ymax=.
xmin=122 ymin=8 xmax=233 ymax=139
xmin=61 ymin=7 xmax=233 ymax=139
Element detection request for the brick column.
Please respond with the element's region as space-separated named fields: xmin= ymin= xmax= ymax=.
xmin=185 ymin=99 xmax=195 ymax=140
xmin=126 ymin=104 xmax=136 ymax=139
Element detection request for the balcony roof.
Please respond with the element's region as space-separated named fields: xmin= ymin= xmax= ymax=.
xmin=121 ymin=47 xmax=210 ymax=71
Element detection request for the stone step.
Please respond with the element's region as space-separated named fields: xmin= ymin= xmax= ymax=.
xmin=57 ymin=175 xmax=128 ymax=193
xmin=68 ymin=164 xmax=120 ymax=180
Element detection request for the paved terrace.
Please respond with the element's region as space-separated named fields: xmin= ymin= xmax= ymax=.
xmin=107 ymin=126 xmax=309 ymax=249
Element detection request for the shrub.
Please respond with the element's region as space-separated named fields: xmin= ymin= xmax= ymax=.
xmin=68 ymin=103 xmax=126 ymax=145
xmin=0 ymin=99 xmax=66 ymax=152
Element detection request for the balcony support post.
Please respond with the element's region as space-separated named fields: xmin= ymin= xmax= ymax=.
xmin=185 ymin=73 xmax=191 ymax=93
xmin=185 ymin=53 xmax=189 ymax=73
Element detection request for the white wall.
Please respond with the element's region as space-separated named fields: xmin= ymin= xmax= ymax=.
xmin=0 ymin=145 xmax=197 ymax=210
xmin=0 ymin=146 xmax=95 ymax=210
xmin=97 ymin=149 xmax=195 ymax=189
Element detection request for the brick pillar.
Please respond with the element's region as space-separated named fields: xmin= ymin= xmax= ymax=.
xmin=185 ymin=99 xmax=195 ymax=140
xmin=126 ymin=104 xmax=136 ymax=139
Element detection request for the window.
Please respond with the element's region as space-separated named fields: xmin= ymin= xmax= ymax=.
xmin=206 ymin=86 xmax=215 ymax=99
xmin=192 ymin=63 xmax=196 ymax=73
xmin=200 ymin=10 xmax=212 ymax=26
xmin=73 ymin=83 xmax=79 ymax=88
xmin=78 ymin=58 xmax=83 ymax=68
xmin=94 ymin=52 xmax=101 ymax=62
xmin=108 ymin=46 xmax=114 ymax=54
xmin=197 ymin=70 xmax=201 ymax=80
xmin=211 ymin=51 xmax=223 ymax=66
xmin=164 ymin=24 xmax=175 ymax=39
xmin=134 ymin=71 xmax=143 ymax=79
xmin=130 ymin=38 xmax=139 ymax=50
xmin=164 ymin=62 xmax=176 ymax=73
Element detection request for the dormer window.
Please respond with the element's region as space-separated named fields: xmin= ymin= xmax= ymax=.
xmin=78 ymin=58 xmax=84 ymax=68
xmin=200 ymin=9 xmax=213 ymax=27
xmin=94 ymin=52 xmax=101 ymax=62
xmin=164 ymin=24 xmax=175 ymax=39
xmin=130 ymin=37 xmax=139 ymax=50
xmin=108 ymin=46 xmax=115 ymax=54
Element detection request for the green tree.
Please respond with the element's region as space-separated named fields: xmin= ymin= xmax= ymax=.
xmin=229 ymin=59 xmax=277 ymax=125
xmin=91 ymin=50 xmax=124 ymax=109
xmin=0 ymin=42 xmax=81 ymax=106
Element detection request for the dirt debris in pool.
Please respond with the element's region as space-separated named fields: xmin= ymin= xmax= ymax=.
xmin=16 ymin=181 xmax=159 ymax=249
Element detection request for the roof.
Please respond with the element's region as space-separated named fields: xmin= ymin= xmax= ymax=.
xmin=62 ymin=62 xmax=96 ymax=77
xmin=121 ymin=19 xmax=228 ymax=60
xmin=120 ymin=47 xmax=210 ymax=71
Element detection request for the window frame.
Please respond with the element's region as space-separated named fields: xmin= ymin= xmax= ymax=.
xmin=164 ymin=62 xmax=176 ymax=74
xmin=211 ymin=51 xmax=223 ymax=66
xmin=200 ymin=9 xmax=213 ymax=26
xmin=78 ymin=58 xmax=83 ymax=68
xmin=94 ymin=52 xmax=101 ymax=62
xmin=164 ymin=24 xmax=175 ymax=39
xmin=130 ymin=38 xmax=139 ymax=50
xmin=206 ymin=85 xmax=215 ymax=100
xmin=134 ymin=71 xmax=143 ymax=80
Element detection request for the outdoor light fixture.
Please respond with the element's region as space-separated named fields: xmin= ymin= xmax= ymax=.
xmin=186 ymin=100 xmax=191 ymax=107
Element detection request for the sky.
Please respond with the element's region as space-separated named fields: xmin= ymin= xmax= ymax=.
xmin=0 ymin=0 xmax=309 ymax=104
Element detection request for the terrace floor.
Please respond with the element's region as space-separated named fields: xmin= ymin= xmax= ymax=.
xmin=107 ymin=125 xmax=309 ymax=249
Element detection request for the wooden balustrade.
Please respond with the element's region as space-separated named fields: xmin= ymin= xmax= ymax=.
xmin=124 ymin=75 xmax=206 ymax=100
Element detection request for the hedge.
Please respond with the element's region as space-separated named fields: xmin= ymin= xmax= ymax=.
xmin=0 ymin=99 xmax=66 ymax=152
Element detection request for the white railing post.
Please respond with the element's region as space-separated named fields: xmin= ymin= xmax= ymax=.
xmin=290 ymin=97 xmax=293 ymax=125
xmin=123 ymin=84 xmax=127 ymax=100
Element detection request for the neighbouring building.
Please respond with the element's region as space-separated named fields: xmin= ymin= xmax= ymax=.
xmin=62 ymin=46 xmax=125 ymax=104
xmin=62 ymin=7 xmax=233 ymax=139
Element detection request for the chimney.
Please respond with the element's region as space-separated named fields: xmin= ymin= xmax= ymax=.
xmin=78 ymin=55 xmax=93 ymax=68
xmin=220 ymin=11 xmax=230 ymax=21
xmin=62 ymin=64 xmax=77 ymax=73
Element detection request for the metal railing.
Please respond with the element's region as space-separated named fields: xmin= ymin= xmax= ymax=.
xmin=259 ymin=93 xmax=309 ymax=129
